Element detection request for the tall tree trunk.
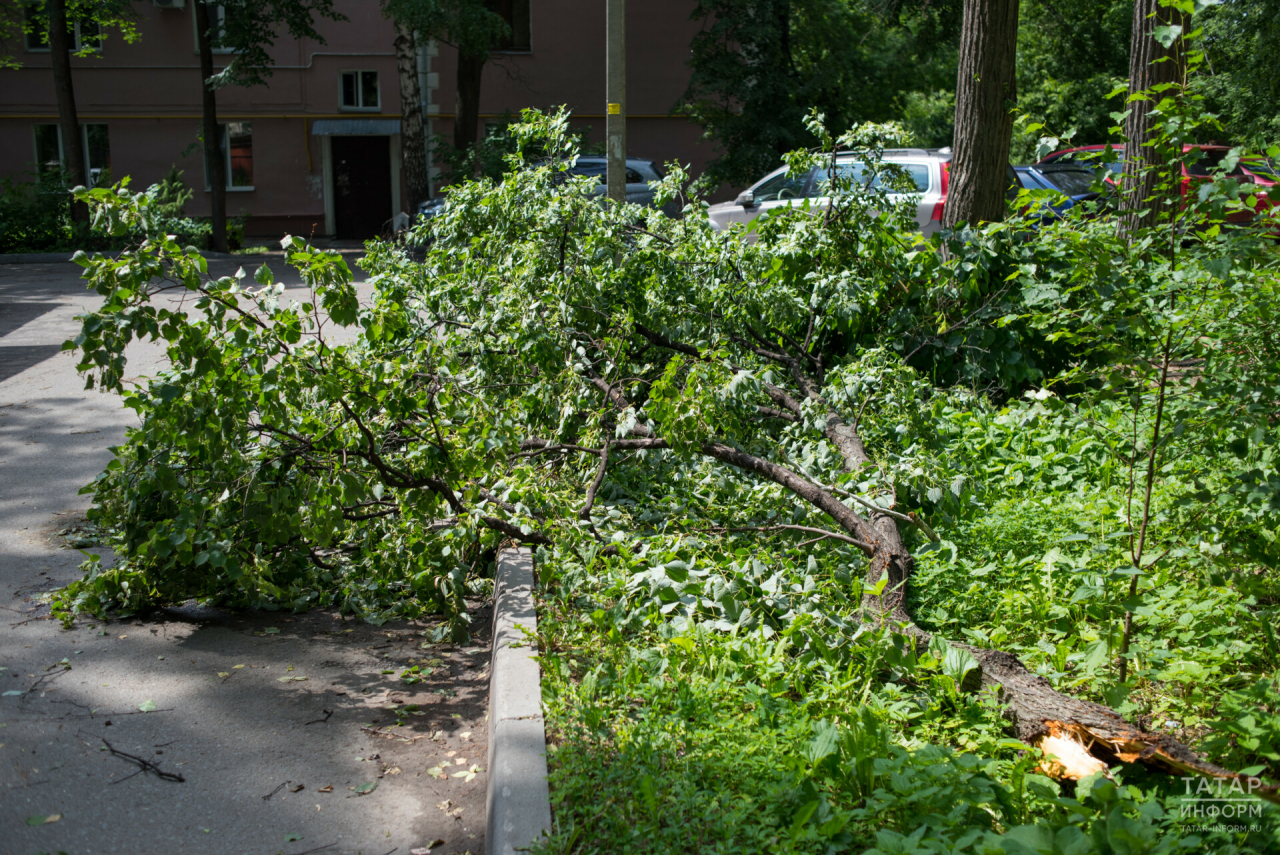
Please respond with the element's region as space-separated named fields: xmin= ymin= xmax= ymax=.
xmin=453 ymin=51 xmax=486 ymax=174
xmin=196 ymin=0 xmax=228 ymax=253
xmin=1121 ymin=0 xmax=1187 ymax=235
xmin=943 ymin=0 xmax=1020 ymax=228
xmin=47 ymin=0 xmax=87 ymax=225
xmin=394 ymin=23 xmax=429 ymax=211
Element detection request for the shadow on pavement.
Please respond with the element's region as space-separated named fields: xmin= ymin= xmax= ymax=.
xmin=0 ymin=344 xmax=65 ymax=383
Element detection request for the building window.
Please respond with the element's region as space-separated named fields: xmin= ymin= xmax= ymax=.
xmin=487 ymin=0 xmax=530 ymax=52
xmin=85 ymin=124 xmax=112 ymax=186
xmin=205 ymin=122 xmax=254 ymax=190
xmin=339 ymin=71 xmax=380 ymax=111
xmin=33 ymin=124 xmax=62 ymax=173
xmin=23 ymin=4 xmax=104 ymax=52
xmin=192 ymin=3 xmax=233 ymax=54
xmin=32 ymin=123 xmax=111 ymax=186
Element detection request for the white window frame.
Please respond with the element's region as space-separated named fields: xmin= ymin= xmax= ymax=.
xmin=203 ymin=123 xmax=255 ymax=192
xmin=192 ymin=2 xmax=233 ymax=55
xmin=31 ymin=122 xmax=110 ymax=187
xmin=338 ymin=70 xmax=381 ymax=112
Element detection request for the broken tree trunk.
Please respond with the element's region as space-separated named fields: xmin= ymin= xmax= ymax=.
xmin=624 ymin=321 xmax=1280 ymax=804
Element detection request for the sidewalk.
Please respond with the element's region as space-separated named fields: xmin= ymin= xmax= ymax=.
xmin=0 ymin=258 xmax=489 ymax=855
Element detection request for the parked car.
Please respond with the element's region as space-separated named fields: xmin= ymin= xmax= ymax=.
xmin=1013 ymin=163 xmax=1108 ymax=223
xmin=560 ymin=156 xmax=668 ymax=208
xmin=1039 ymin=144 xmax=1272 ymax=222
xmin=708 ymin=148 xmax=979 ymax=236
xmin=415 ymin=196 xmax=447 ymax=224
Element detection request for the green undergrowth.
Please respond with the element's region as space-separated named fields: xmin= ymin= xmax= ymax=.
xmin=530 ymin=386 xmax=1280 ymax=854
xmin=533 ymin=533 xmax=1280 ymax=854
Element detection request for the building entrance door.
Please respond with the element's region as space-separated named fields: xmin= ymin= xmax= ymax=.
xmin=332 ymin=135 xmax=391 ymax=239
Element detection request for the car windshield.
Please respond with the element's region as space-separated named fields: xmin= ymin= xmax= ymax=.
xmin=752 ymin=169 xmax=810 ymax=202
xmin=1038 ymin=168 xmax=1098 ymax=196
xmin=812 ymin=161 xmax=930 ymax=195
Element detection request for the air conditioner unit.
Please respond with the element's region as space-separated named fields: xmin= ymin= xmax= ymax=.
xmin=153 ymin=0 xmax=185 ymax=9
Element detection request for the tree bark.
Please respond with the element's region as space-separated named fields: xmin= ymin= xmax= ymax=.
xmin=394 ymin=23 xmax=430 ymax=211
xmin=196 ymin=0 xmax=228 ymax=253
xmin=453 ymin=50 xmax=486 ymax=173
xmin=1121 ymin=0 xmax=1187 ymax=235
xmin=943 ymin=0 xmax=1020 ymax=228
xmin=46 ymin=0 xmax=87 ymax=225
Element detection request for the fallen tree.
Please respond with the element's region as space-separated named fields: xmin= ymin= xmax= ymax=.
xmin=60 ymin=106 xmax=1280 ymax=816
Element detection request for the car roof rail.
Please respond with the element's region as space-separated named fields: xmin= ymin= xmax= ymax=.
xmin=832 ymin=147 xmax=937 ymax=157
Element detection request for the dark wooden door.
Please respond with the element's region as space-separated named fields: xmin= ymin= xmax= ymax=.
xmin=332 ymin=136 xmax=391 ymax=240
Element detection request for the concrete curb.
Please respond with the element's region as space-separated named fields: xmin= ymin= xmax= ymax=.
xmin=486 ymin=547 xmax=552 ymax=855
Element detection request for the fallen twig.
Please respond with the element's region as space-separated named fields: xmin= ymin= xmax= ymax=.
xmin=98 ymin=736 xmax=185 ymax=783
xmin=262 ymin=781 xmax=288 ymax=800
xmin=304 ymin=709 xmax=333 ymax=726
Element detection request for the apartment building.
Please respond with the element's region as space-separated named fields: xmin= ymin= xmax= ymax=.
xmin=0 ymin=0 xmax=714 ymax=241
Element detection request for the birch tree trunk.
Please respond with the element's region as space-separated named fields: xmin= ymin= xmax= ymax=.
xmin=943 ymin=0 xmax=1020 ymax=228
xmin=1121 ymin=0 xmax=1187 ymax=235
xmin=394 ymin=23 xmax=429 ymax=211
xmin=47 ymin=0 xmax=87 ymax=225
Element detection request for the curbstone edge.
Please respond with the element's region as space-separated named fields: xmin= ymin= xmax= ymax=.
xmin=486 ymin=547 xmax=552 ymax=855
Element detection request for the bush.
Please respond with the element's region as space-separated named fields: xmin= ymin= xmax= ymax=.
xmin=0 ymin=171 xmax=78 ymax=253
xmin=0 ymin=168 xmax=245 ymax=254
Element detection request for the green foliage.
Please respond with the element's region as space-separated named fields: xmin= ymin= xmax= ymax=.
xmin=680 ymin=0 xmax=961 ymax=188
xmin=57 ymin=71 xmax=1280 ymax=852
xmin=204 ymin=0 xmax=348 ymax=89
xmin=2 ymin=0 xmax=141 ymax=69
xmin=0 ymin=171 xmax=77 ymax=253
xmin=1198 ymin=0 xmax=1280 ymax=148
xmin=149 ymin=166 xmax=194 ymax=219
xmin=379 ymin=0 xmax=506 ymax=60
xmin=1204 ymin=679 xmax=1280 ymax=782
xmin=535 ymin=552 xmax=1279 ymax=853
xmin=1010 ymin=0 xmax=1131 ymax=161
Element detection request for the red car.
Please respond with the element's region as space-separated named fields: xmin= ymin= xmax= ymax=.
xmin=1039 ymin=143 xmax=1272 ymax=222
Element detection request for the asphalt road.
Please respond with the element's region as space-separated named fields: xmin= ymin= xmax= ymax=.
xmin=1 ymin=257 xmax=490 ymax=855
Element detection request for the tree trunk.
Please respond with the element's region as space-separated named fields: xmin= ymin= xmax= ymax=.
xmin=453 ymin=50 xmax=486 ymax=173
xmin=943 ymin=0 xmax=1020 ymax=228
xmin=196 ymin=0 xmax=228 ymax=253
xmin=1121 ymin=0 xmax=1187 ymax=235
xmin=394 ymin=23 xmax=429 ymax=211
xmin=47 ymin=0 xmax=87 ymax=225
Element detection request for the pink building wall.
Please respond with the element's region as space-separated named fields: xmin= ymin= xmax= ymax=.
xmin=0 ymin=1 xmax=722 ymax=241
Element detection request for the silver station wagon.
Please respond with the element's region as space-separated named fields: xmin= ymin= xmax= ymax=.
xmin=707 ymin=148 xmax=953 ymax=236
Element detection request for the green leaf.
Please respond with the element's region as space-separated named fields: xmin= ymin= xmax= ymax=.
xmin=789 ymin=800 xmax=820 ymax=837
xmin=138 ymin=699 xmax=157 ymax=712
xmin=354 ymin=781 xmax=377 ymax=795
xmin=1153 ymin=24 xmax=1183 ymax=47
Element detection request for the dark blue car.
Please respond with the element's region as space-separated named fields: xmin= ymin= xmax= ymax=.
xmin=1013 ymin=163 xmax=1107 ymax=223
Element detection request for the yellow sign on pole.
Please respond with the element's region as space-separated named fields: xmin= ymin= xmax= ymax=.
xmin=607 ymin=103 xmax=621 ymax=115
